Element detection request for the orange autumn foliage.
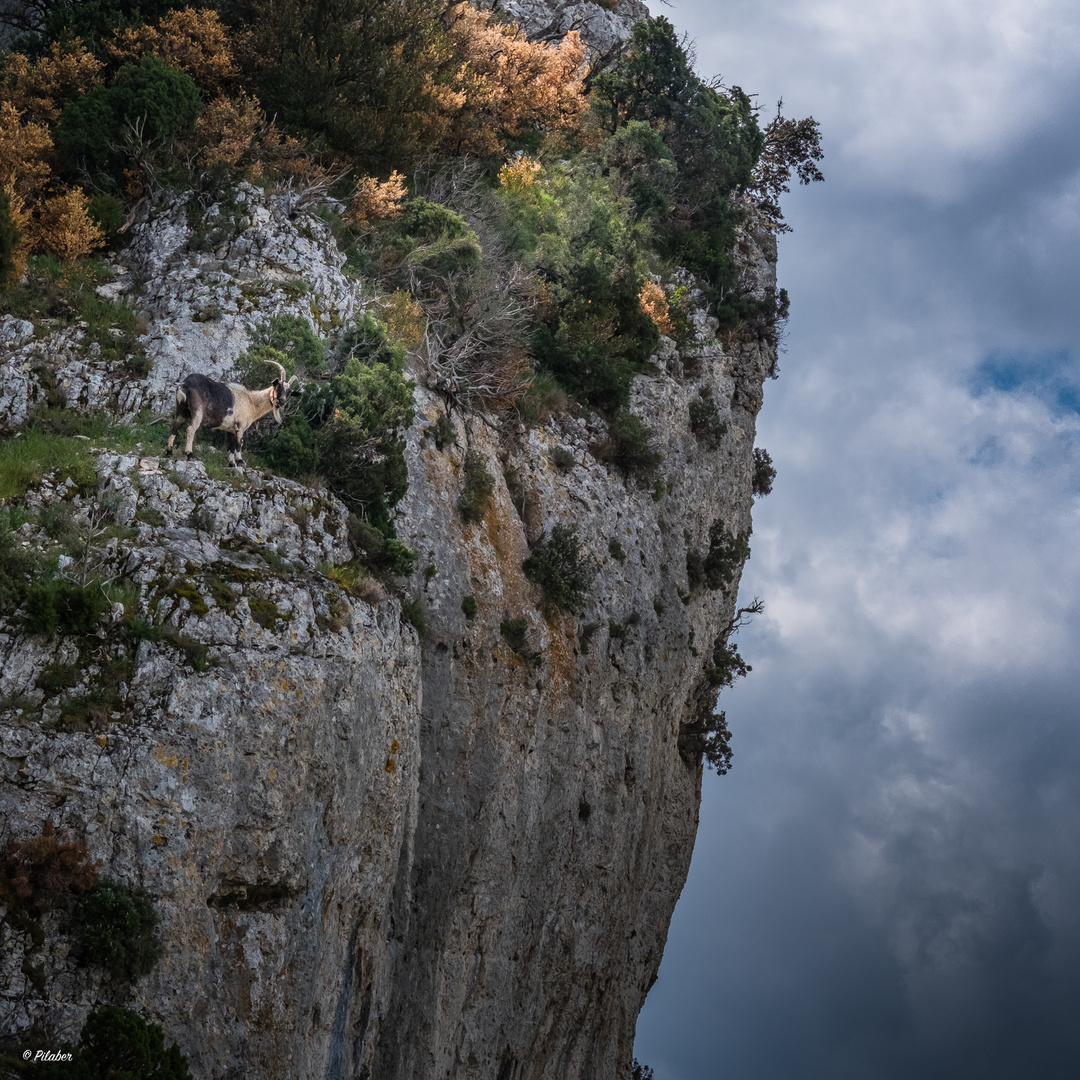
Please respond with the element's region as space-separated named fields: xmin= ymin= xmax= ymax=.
xmin=498 ymin=154 xmax=541 ymax=193
xmin=108 ymin=7 xmax=238 ymax=95
xmin=30 ymin=187 xmax=105 ymax=262
xmin=351 ymin=171 xmax=407 ymax=226
xmin=0 ymin=102 xmax=53 ymax=202
xmin=192 ymin=93 xmax=264 ymax=166
xmin=438 ymin=2 xmax=588 ymax=155
xmin=638 ymin=279 xmax=674 ymax=337
xmin=1 ymin=43 xmax=104 ymax=125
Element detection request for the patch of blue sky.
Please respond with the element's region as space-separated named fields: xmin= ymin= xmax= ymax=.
xmin=970 ymin=349 xmax=1080 ymax=415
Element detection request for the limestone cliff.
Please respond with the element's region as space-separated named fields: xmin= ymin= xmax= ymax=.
xmin=0 ymin=3 xmax=781 ymax=1076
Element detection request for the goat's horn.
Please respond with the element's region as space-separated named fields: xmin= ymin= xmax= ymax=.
xmin=287 ymin=374 xmax=300 ymax=389
xmin=264 ymin=359 xmax=288 ymax=383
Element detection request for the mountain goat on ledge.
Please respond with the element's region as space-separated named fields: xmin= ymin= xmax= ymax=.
xmin=165 ymin=360 xmax=299 ymax=467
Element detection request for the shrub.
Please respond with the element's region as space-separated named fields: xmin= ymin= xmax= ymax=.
xmin=430 ymin=413 xmax=454 ymax=451
xmin=461 ymin=594 xmax=477 ymax=620
xmin=351 ymin=171 xmax=407 ymax=226
xmin=592 ymin=16 xmax=767 ymax=325
xmin=638 ymin=279 xmax=673 ymax=335
xmin=752 ymin=447 xmax=776 ymax=497
xmin=679 ymin=635 xmax=752 ymax=773
xmin=243 ymin=0 xmax=448 ymax=174
xmin=689 ymin=391 xmax=727 ymax=449
xmin=608 ymin=537 xmax=626 ymax=562
xmin=401 ymin=598 xmax=427 ymax=637
xmin=0 ymin=821 xmax=98 ymax=925
xmin=437 ymin=4 xmax=588 ymax=156
xmin=457 ymin=449 xmax=494 ymax=524
xmin=550 ymin=446 xmax=576 ymax=473
xmin=592 ymin=409 xmax=662 ymax=480
xmin=0 ymin=509 xmax=38 ymax=615
xmin=0 ymin=188 xmax=20 ymax=287
xmin=34 ymin=1005 xmax=192 ymax=1080
xmin=29 ymin=186 xmax=104 ymax=261
xmin=249 ymin=314 xmax=415 ymax=536
xmin=73 ymin=879 xmax=162 ymax=981
xmin=106 ymin=7 xmax=238 ymax=96
xmin=251 ymin=313 xmax=324 ymax=374
xmin=500 ymin=616 xmax=529 ymax=653
xmin=87 ymin=192 xmax=124 ymax=244
xmin=55 ymin=55 xmax=204 ymax=181
xmin=24 ymin=581 xmax=110 ymax=636
xmin=522 ymin=524 xmax=596 ymax=616
xmin=702 ymin=522 xmax=751 ymax=592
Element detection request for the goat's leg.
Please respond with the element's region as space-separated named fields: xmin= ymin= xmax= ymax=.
xmin=184 ymin=409 xmax=204 ymax=460
xmin=233 ymin=427 xmax=246 ymax=467
xmin=165 ymin=412 xmax=185 ymax=458
xmin=166 ymin=399 xmax=187 ymax=458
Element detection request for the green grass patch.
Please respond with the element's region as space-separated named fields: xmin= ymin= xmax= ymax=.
xmin=0 ymin=430 xmax=98 ymax=501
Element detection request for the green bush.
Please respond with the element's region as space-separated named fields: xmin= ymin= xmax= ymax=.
xmin=56 ymin=56 xmax=204 ymax=181
xmin=702 ymin=522 xmax=750 ymax=592
xmin=592 ymin=410 xmax=662 ymax=480
xmin=33 ymin=1005 xmax=192 ymax=1080
xmin=500 ymin=616 xmax=529 ymax=653
xmin=461 ymin=594 xmax=477 ymax=620
xmin=608 ymin=537 xmax=626 ymax=562
xmin=73 ymin=879 xmax=162 ymax=981
xmin=246 ymin=0 xmax=448 ymax=174
xmin=430 ymin=413 xmax=454 ymax=450
xmin=522 ymin=524 xmax=597 ymax=616
xmin=687 ymin=522 xmax=751 ymax=594
xmin=0 ymin=189 xmax=19 ymax=289
xmin=0 ymin=511 xmax=38 ymax=616
xmin=592 ymin=16 xmax=765 ymax=325
xmin=24 ymin=582 xmax=110 ymax=637
xmin=679 ymin=634 xmax=752 ymax=773
xmin=401 ymin=598 xmax=427 ymax=636
xmin=457 ymin=449 xmax=494 ymax=524
xmin=251 ymin=314 xmax=325 ymax=374
xmin=752 ymin=447 xmax=776 ymax=496
xmin=87 ymin=194 xmax=125 ymax=247
xmin=689 ymin=392 xmax=727 ymax=449
xmin=550 ymin=446 xmax=576 ymax=473
xmin=248 ymin=315 xmax=415 ymax=537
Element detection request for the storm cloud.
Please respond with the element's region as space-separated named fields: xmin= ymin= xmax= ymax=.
xmin=634 ymin=1 xmax=1080 ymax=1076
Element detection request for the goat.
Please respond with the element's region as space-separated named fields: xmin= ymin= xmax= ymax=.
xmin=165 ymin=360 xmax=299 ymax=467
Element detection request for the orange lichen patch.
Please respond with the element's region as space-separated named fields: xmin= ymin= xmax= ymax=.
xmin=389 ymin=739 xmax=400 ymax=755
xmin=384 ymin=757 xmax=397 ymax=774
xmin=154 ymin=746 xmax=179 ymax=768
xmin=267 ymin=768 xmax=278 ymax=783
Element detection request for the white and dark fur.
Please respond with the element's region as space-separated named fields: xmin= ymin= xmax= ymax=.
xmin=166 ymin=360 xmax=298 ymax=467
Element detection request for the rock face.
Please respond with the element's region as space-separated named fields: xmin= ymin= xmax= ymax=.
xmin=0 ymin=203 xmax=778 ymax=1076
xmin=0 ymin=5 xmax=780 ymax=1066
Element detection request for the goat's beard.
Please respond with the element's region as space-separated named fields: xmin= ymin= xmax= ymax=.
xmin=273 ymin=408 xmax=283 ymax=424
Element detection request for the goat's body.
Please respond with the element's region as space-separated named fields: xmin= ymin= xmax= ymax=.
xmin=166 ymin=370 xmax=291 ymax=466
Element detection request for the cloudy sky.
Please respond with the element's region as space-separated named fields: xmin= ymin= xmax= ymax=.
xmin=634 ymin=1 xmax=1080 ymax=1077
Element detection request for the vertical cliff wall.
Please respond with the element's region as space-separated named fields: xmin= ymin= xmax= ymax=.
xmin=0 ymin=1 xmax=782 ymax=1066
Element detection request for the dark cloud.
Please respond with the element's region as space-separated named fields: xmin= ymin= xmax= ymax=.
xmin=633 ymin=1 xmax=1080 ymax=1076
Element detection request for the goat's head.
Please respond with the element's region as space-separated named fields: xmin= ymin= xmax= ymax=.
xmin=264 ymin=359 xmax=301 ymax=423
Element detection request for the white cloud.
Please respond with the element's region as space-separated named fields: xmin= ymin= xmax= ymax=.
xmin=676 ymin=0 xmax=1080 ymax=199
